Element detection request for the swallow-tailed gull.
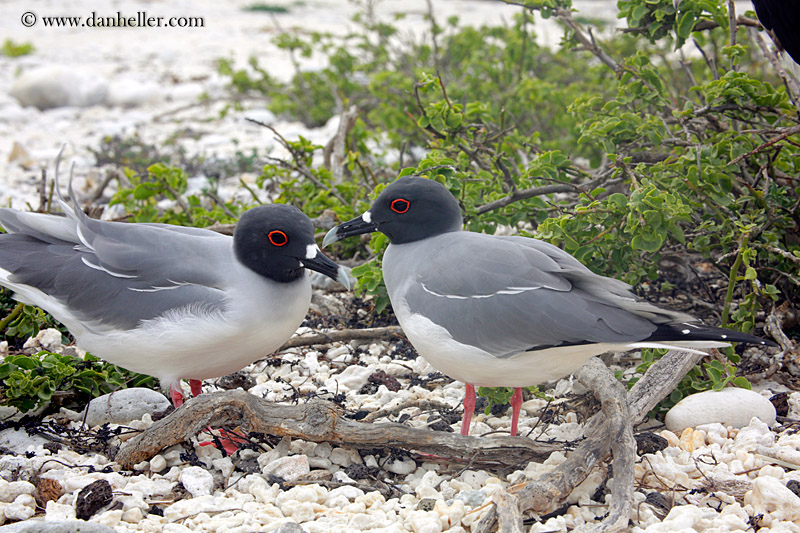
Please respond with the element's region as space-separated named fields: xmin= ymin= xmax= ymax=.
xmin=324 ymin=177 xmax=775 ymax=436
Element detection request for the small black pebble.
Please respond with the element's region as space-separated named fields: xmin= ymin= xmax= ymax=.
xmin=148 ymin=505 xmax=164 ymax=516
xmin=43 ymin=442 xmax=62 ymax=454
xmin=217 ymin=371 xmax=256 ymax=391
xmin=344 ymin=463 xmax=377 ymax=480
xmin=787 ymin=480 xmax=800 ymax=498
xmin=489 ymin=402 xmax=509 ymax=416
xmin=265 ymin=474 xmax=286 ymax=486
xmin=235 ymin=457 xmax=260 ymax=475
xmin=76 ymin=479 xmax=113 ymax=520
xmin=473 ymin=397 xmax=487 ymax=414
xmin=437 ymin=410 xmax=460 ymax=425
xmin=428 ymin=419 xmax=454 ymax=432
xmin=358 ymin=382 xmax=380 ymax=395
xmin=770 ymin=392 xmax=790 ymax=418
xmin=635 ymin=432 xmax=669 ymax=455
xmin=346 ymin=410 xmax=370 ymax=421
xmin=368 ymin=370 xmax=401 ymax=392
xmin=644 ymin=491 xmax=672 ymax=513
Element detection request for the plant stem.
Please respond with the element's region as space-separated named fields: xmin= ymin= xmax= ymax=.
xmin=721 ymin=233 xmax=749 ymax=327
xmin=0 ymin=302 xmax=24 ymax=330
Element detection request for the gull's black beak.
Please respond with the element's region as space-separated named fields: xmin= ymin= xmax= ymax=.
xmin=300 ymin=247 xmax=351 ymax=289
xmin=322 ymin=212 xmax=378 ymax=248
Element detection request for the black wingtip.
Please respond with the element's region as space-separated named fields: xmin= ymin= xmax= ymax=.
xmin=647 ymin=322 xmax=778 ymax=348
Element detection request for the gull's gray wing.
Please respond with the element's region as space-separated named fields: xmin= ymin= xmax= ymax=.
xmin=395 ymin=232 xmax=695 ymax=358
xmin=0 ymin=207 xmax=232 ymax=331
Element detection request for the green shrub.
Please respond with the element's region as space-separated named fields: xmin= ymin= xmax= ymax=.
xmin=0 ymin=351 xmax=155 ymax=413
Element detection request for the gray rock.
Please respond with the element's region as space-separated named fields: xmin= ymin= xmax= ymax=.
xmin=417 ymin=497 xmax=437 ymax=511
xmin=0 ymin=521 xmax=115 ymax=532
xmin=309 ymin=291 xmax=348 ymax=317
xmin=273 ymin=523 xmax=308 ymax=533
xmin=0 ymin=428 xmax=49 ymax=454
xmin=84 ymin=388 xmax=170 ymax=427
xmin=665 ymin=388 xmax=777 ymax=432
xmin=454 ymin=489 xmax=487 ymax=507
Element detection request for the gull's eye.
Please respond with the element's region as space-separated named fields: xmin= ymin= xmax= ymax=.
xmin=268 ymin=230 xmax=288 ymax=246
xmin=390 ymin=198 xmax=410 ymax=214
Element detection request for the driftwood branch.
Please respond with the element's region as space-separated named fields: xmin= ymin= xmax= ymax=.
xmin=278 ymin=326 xmax=405 ymax=350
xmin=323 ymin=105 xmax=359 ymax=183
xmin=115 ymin=390 xmax=559 ymax=469
xmin=493 ymin=489 xmax=525 ymax=533
xmin=475 ymin=350 xmax=702 ymax=532
xmin=576 ymin=358 xmax=634 ymax=533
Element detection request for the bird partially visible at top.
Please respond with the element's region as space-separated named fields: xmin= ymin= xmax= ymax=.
xmin=675 ymin=0 xmax=800 ymax=65
xmin=751 ymin=0 xmax=800 ymax=65
xmin=0 ymin=155 xmax=350 ymax=407
xmin=323 ymin=177 xmax=776 ymax=437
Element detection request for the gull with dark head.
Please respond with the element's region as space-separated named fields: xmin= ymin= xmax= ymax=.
xmin=324 ymin=176 xmax=776 ymax=436
xmin=0 ymin=158 xmax=349 ymax=406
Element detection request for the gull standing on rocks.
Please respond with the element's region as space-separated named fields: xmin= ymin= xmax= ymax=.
xmin=323 ymin=176 xmax=775 ymax=436
xmin=0 ymin=157 xmax=349 ymax=406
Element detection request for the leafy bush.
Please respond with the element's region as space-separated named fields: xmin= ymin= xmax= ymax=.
xmin=220 ymin=0 xmax=797 ymax=334
xmin=0 ymin=351 xmax=155 ymax=413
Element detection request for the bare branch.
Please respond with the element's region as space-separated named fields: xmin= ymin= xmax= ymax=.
xmin=115 ymin=391 xmax=560 ymax=469
xmin=729 ymin=124 xmax=800 ymax=165
xmin=475 ymin=178 xmax=601 ymax=215
xmin=278 ymin=326 xmax=406 ymax=350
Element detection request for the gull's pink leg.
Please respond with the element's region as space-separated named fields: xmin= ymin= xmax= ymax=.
xmin=509 ymin=387 xmax=523 ymax=437
xmin=169 ymin=382 xmax=185 ymax=408
xmin=461 ymin=383 xmax=476 ymax=436
xmin=189 ymin=379 xmax=203 ymax=398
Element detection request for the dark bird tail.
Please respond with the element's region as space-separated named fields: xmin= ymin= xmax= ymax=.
xmin=644 ymin=322 xmax=777 ymax=348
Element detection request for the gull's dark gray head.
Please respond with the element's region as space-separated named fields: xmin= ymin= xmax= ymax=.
xmin=235 ymin=204 xmax=349 ymax=287
xmin=323 ymin=177 xmax=463 ymax=247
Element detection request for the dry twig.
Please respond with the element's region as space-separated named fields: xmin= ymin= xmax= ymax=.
xmin=278 ymin=326 xmax=405 ymax=350
xmin=115 ymin=391 xmax=559 ymax=469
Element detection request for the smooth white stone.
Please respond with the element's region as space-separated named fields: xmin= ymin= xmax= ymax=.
xmin=385 ymin=457 xmax=416 ymax=476
xmin=10 ymin=66 xmax=108 ymax=109
xmin=85 ymin=388 xmax=170 ymax=427
xmin=665 ymin=388 xmax=777 ymax=432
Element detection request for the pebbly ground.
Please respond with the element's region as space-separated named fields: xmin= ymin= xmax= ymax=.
xmin=0 ymin=291 xmax=798 ymax=532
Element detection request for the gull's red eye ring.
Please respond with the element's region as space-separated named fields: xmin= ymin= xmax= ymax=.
xmin=391 ymin=198 xmax=410 ymax=214
xmin=268 ymin=230 xmax=288 ymax=246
